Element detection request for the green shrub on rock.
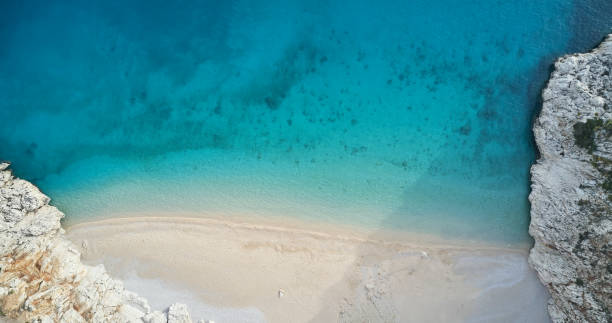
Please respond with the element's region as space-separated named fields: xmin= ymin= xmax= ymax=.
xmin=573 ymin=118 xmax=603 ymax=152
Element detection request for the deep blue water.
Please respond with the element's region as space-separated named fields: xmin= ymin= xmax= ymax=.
xmin=1 ymin=0 xmax=610 ymax=243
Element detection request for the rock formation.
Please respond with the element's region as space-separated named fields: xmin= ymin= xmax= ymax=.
xmin=529 ymin=35 xmax=611 ymax=322
xmin=0 ymin=162 xmax=198 ymax=322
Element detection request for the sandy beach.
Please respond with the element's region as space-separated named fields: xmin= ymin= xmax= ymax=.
xmin=65 ymin=215 xmax=550 ymax=322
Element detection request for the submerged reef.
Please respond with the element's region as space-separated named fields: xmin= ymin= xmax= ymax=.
xmin=0 ymin=162 xmax=196 ymax=322
xmin=529 ymin=34 xmax=611 ymax=322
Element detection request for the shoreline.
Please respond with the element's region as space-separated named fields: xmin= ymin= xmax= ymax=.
xmin=65 ymin=213 xmax=548 ymax=322
xmin=63 ymin=211 xmax=532 ymax=251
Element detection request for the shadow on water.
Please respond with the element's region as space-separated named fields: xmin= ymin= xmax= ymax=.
xmin=308 ymin=171 xmax=551 ymax=322
xmin=309 ymin=3 xmax=612 ymax=322
xmin=567 ymin=0 xmax=612 ymax=50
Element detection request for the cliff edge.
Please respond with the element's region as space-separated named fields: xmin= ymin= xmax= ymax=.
xmin=529 ymin=35 xmax=611 ymax=322
xmin=0 ymin=163 xmax=198 ymax=322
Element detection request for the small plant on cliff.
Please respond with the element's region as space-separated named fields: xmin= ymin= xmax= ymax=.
xmin=573 ymin=118 xmax=603 ymax=152
xmin=604 ymin=119 xmax=612 ymax=134
xmin=603 ymin=178 xmax=612 ymax=193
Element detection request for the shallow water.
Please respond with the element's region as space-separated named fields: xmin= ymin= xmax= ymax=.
xmin=1 ymin=0 xmax=610 ymax=243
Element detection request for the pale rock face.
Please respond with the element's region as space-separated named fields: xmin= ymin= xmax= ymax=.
xmin=143 ymin=311 xmax=168 ymax=323
xmin=529 ymin=35 xmax=611 ymax=322
xmin=168 ymin=303 xmax=192 ymax=323
xmin=0 ymin=164 xmax=196 ymax=322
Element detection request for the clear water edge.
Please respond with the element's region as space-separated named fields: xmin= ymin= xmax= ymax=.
xmin=1 ymin=0 xmax=611 ymax=245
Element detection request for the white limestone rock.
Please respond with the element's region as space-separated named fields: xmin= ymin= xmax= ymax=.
xmin=168 ymin=303 xmax=193 ymax=323
xmin=143 ymin=311 xmax=168 ymax=323
xmin=0 ymin=164 xmax=200 ymax=322
xmin=529 ymin=34 xmax=612 ymax=323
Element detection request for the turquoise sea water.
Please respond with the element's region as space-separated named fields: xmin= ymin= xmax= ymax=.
xmin=1 ymin=1 xmax=610 ymax=243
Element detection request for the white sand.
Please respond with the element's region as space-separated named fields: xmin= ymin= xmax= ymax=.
xmin=65 ymin=215 xmax=550 ymax=323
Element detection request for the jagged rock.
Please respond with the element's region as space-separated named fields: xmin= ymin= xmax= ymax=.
xmin=529 ymin=34 xmax=612 ymax=322
xmin=143 ymin=311 xmax=167 ymax=323
xmin=0 ymin=164 xmax=198 ymax=322
xmin=168 ymin=303 xmax=192 ymax=323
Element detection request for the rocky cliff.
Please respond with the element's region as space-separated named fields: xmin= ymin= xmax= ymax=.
xmin=529 ymin=35 xmax=611 ymax=322
xmin=0 ymin=162 xmax=200 ymax=323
